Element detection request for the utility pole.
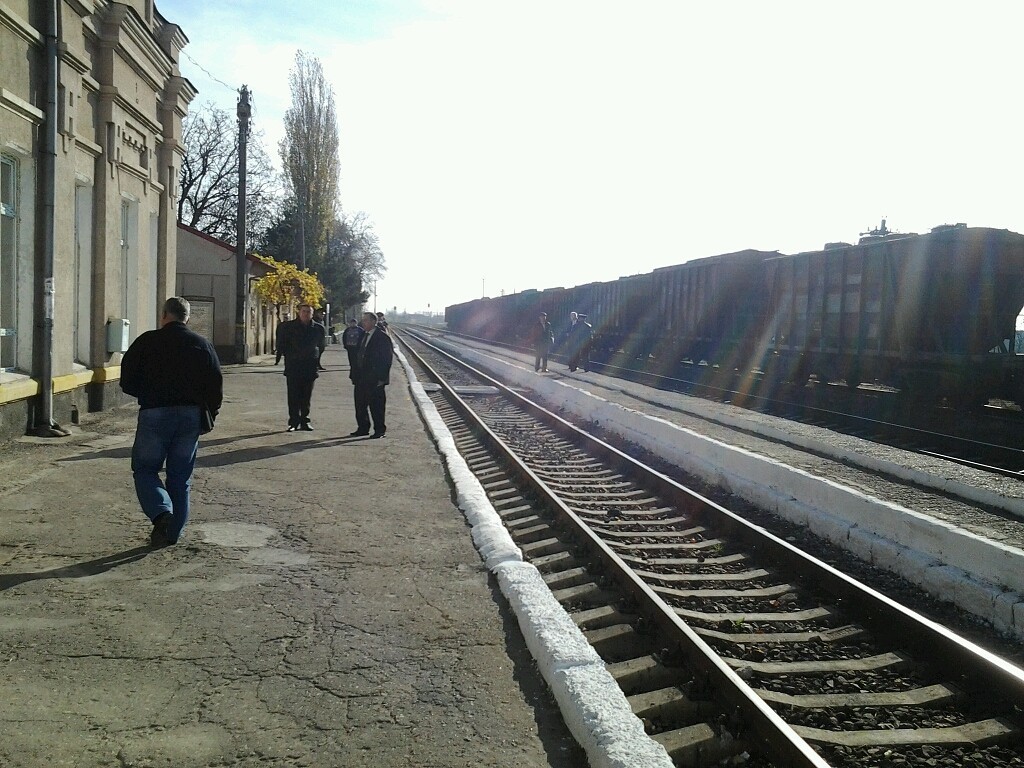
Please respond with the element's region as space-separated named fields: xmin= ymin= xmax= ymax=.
xmin=234 ymin=85 xmax=251 ymax=364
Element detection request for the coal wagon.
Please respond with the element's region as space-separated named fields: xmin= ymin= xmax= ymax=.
xmin=762 ymin=224 xmax=1024 ymax=403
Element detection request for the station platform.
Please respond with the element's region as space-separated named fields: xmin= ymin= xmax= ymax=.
xmin=0 ymin=346 xmax=587 ymax=768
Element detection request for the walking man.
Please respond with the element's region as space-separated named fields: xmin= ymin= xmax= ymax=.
xmin=120 ymin=297 xmax=223 ymax=547
xmin=349 ymin=311 xmax=394 ymax=438
xmin=276 ymin=303 xmax=326 ymax=431
xmin=341 ymin=317 xmax=364 ymax=383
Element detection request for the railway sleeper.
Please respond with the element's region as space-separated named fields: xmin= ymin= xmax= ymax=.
xmin=621 ymin=552 xmax=747 ymax=567
xmin=496 ymin=503 xmax=533 ymax=522
xmin=551 ymin=581 xmax=614 ymax=606
xmin=491 ymin=495 xmax=529 ymax=512
xmin=600 ymin=526 xmax=707 ymax=541
xmin=651 ymin=723 xmax=748 ymax=767
xmin=635 ymin=568 xmax=770 ymax=584
xmin=792 ymin=718 xmax=1017 ymax=747
xmin=654 ymin=582 xmax=796 ymax=599
xmin=697 ymin=623 xmax=863 ymax=644
xmin=529 ymin=550 xmax=579 ymax=573
xmin=726 ymin=651 xmax=909 ymax=677
xmin=587 ymin=506 xmax=677 ymax=520
xmin=756 ymin=683 xmax=959 ymax=709
xmin=675 ymin=606 xmax=833 ymax=624
xmin=629 ymin=685 xmax=716 ymax=724
xmin=607 ymin=654 xmax=691 ymax=695
xmin=584 ymin=623 xmax=648 ymax=660
xmin=508 ymin=522 xmax=554 ymax=544
xmin=543 ymin=566 xmax=591 ymax=590
xmin=520 ymin=536 xmax=565 ymax=559
xmin=614 ymin=538 xmax=726 ymax=553
xmin=592 ymin=515 xmax=692 ymax=529
xmin=504 ymin=513 xmax=545 ymax=531
xmin=571 ymin=604 xmax=634 ymax=630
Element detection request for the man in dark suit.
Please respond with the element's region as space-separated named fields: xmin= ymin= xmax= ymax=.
xmin=527 ymin=311 xmax=554 ymax=372
xmin=349 ymin=311 xmax=394 ymax=438
xmin=276 ymin=303 xmax=326 ymax=431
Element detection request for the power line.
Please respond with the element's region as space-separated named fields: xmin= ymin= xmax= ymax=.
xmin=180 ymin=49 xmax=237 ymax=93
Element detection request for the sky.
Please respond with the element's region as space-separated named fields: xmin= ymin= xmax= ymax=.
xmin=158 ymin=0 xmax=1024 ymax=315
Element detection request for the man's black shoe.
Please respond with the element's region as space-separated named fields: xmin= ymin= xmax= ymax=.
xmin=299 ymin=423 xmax=313 ymax=431
xmin=287 ymin=425 xmax=297 ymax=432
xmin=150 ymin=512 xmax=175 ymax=548
xmin=348 ymin=430 xmax=370 ymax=437
xmin=370 ymin=431 xmax=386 ymax=439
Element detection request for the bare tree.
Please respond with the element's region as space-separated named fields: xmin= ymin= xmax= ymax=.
xmin=279 ymin=51 xmax=341 ymax=271
xmin=178 ymin=101 xmax=279 ymax=249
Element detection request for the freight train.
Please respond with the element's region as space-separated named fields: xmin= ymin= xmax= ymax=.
xmin=445 ymin=223 xmax=1024 ymax=406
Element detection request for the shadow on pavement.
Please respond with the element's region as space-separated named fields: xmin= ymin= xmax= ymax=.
xmin=196 ymin=435 xmax=366 ymax=468
xmin=58 ymin=432 xmax=277 ymax=462
xmin=0 ymin=546 xmax=152 ymax=591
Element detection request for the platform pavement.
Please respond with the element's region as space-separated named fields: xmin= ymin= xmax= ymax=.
xmin=0 ymin=345 xmax=587 ymax=768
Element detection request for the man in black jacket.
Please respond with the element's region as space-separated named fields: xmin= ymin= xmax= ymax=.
xmin=276 ymin=303 xmax=326 ymax=432
xmin=349 ymin=311 xmax=393 ymax=438
xmin=341 ymin=318 xmax=364 ymax=383
xmin=120 ymin=297 xmax=223 ymax=547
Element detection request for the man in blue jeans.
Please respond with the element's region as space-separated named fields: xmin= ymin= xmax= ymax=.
xmin=120 ymin=297 xmax=223 ymax=547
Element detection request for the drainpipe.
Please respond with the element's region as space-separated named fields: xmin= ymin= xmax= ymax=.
xmin=36 ymin=0 xmax=68 ymax=437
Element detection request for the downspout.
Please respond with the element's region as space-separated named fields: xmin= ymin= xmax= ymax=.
xmin=37 ymin=0 xmax=68 ymax=436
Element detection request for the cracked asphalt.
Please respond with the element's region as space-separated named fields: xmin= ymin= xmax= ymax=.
xmin=0 ymin=346 xmax=586 ymax=768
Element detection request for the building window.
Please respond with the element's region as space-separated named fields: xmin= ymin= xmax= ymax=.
xmin=0 ymin=156 xmax=17 ymax=371
xmin=74 ymin=184 xmax=94 ymax=364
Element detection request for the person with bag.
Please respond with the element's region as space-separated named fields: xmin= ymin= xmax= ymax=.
xmin=120 ymin=297 xmax=223 ymax=548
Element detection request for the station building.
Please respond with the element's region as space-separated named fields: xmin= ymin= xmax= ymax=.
xmin=0 ymin=0 xmax=193 ymax=440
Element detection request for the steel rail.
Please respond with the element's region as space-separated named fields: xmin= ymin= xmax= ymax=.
xmin=397 ymin=330 xmax=832 ymax=767
xmin=409 ymin=329 xmax=1024 ymax=700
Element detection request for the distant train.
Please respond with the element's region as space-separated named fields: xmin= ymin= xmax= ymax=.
xmin=445 ymin=223 xmax=1024 ymax=406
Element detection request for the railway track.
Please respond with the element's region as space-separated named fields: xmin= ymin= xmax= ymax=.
xmin=417 ymin=327 xmax=1024 ymax=478
xmin=398 ymin=329 xmax=1024 ymax=768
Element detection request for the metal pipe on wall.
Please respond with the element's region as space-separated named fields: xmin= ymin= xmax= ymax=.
xmin=36 ymin=0 xmax=65 ymax=436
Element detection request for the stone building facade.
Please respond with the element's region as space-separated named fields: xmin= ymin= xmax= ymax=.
xmin=0 ymin=0 xmax=193 ymax=439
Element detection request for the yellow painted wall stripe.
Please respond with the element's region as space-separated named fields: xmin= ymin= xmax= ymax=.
xmin=0 ymin=366 xmax=121 ymax=405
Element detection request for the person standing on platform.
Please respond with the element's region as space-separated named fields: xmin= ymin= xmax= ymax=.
xmin=349 ymin=311 xmax=394 ymax=439
xmin=565 ymin=311 xmax=594 ymax=372
xmin=528 ymin=311 xmax=554 ymax=372
xmin=375 ymin=311 xmax=390 ymax=333
xmin=120 ymin=296 xmax=223 ymax=548
xmin=576 ymin=313 xmax=594 ymax=372
xmin=313 ymin=309 xmax=328 ymax=371
xmin=341 ymin=318 xmax=364 ymax=383
xmin=276 ymin=303 xmax=325 ymax=432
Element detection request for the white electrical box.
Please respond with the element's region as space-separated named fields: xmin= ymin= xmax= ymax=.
xmin=106 ymin=318 xmax=130 ymax=353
